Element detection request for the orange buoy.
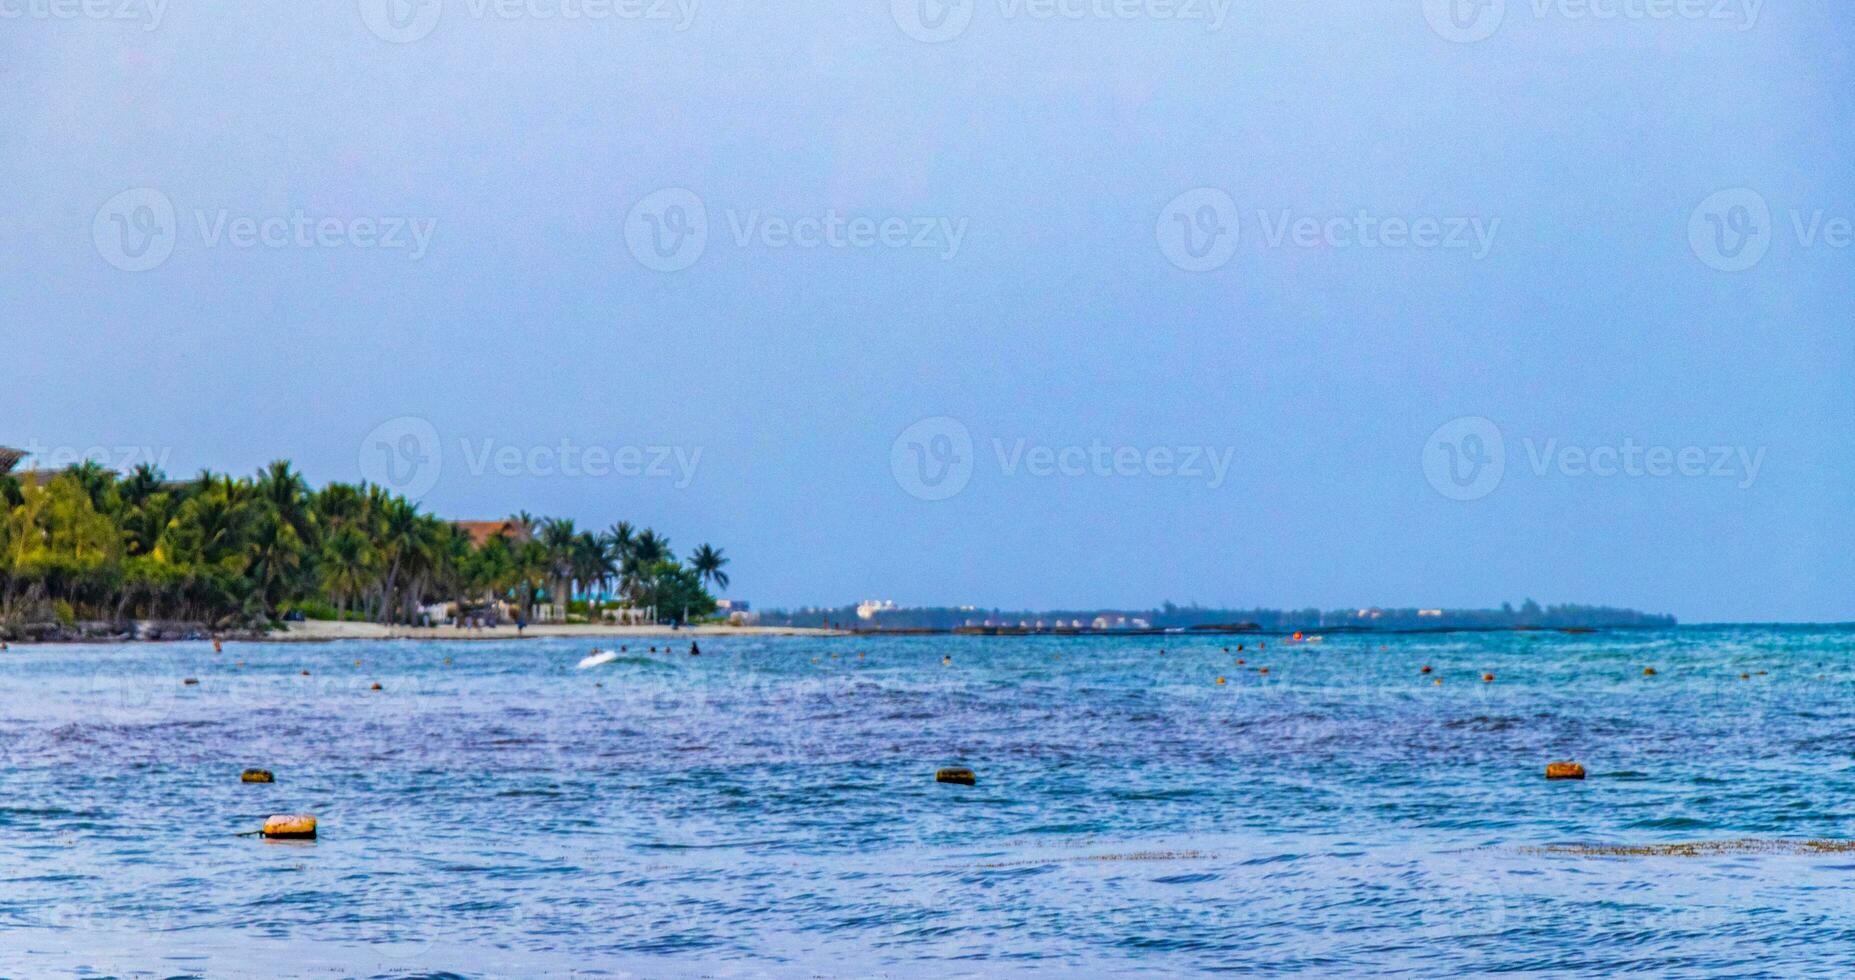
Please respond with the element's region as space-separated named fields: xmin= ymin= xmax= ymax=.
xmin=260 ymin=814 xmax=317 ymax=839
xmin=1545 ymin=762 xmax=1586 ymax=781
xmin=1215 ymin=676 xmax=1226 ymax=685
xmin=1433 ymin=678 xmax=1442 ymax=686
xmin=370 ymin=682 xmax=382 ymax=691
xmin=1643 ymin=667 xmax=1657 ymax=677
xmin=1236 ymin=659 xmax=1245 ymax=666
xmin=1292 ymin=631 xmax=1303 ymax=641
xmin=1421 ymin=665 xmax=1432 ymax=674
xmin=1258 ymin=667 xmax=1269 ymax=675
xmin=936 ymin=768 xmax=976 ymax=786
xmin=1740 ymin=672 xmax=1751 ymax=680
xmin=240 ymin=768 xmax=274 ymax=783
xmin=1482 ymin=673 xmax=1495 ymax=683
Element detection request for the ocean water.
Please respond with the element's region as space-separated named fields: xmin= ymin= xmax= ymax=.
xmin=3 ymin=626 xmax=1855 ymax=977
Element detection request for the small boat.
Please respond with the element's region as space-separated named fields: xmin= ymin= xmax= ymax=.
xmin=577 ymin=649 xmax=619 ymax=670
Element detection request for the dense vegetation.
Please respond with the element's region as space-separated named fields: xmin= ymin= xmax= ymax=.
xmin=0 ymin=461 xmax=728 ymax=629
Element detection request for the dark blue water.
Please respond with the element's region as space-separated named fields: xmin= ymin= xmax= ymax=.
xmin=4 ymin=627 xmax=1855 ymax=976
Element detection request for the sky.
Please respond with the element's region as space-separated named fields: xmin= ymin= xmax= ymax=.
xmin=1 ymin=0 xmax=1849 ymax=622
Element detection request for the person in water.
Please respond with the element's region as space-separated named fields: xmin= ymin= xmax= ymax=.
xmin=690 ymin=641 xmax=701 ymax=656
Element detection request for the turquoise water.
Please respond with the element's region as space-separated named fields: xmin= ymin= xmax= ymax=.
xmin=4 ymin=627 xmax=1855 ymax=976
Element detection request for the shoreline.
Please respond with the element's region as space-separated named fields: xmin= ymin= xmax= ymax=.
xmin=266 ymin=621 xmax=850 ymax=643
xmin=0 ymin=620 xmax=850 ymax=645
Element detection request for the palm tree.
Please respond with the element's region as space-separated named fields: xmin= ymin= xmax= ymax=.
xmin=623 ymin=529 xmax=669 ymax=606
xmin=119 ymin=463 xmax=165 ymax=510
xmin=690 ymin=544 xmax=729 ymax=593
xmin=539 ymin=518 xmax=578 ymax=614
xmin=320 ymin=526 xmax=377 ymax=620
xmin=570 ymin=531 xmax=615 ymax=609
xmin=375 ymin=497 xmax=423 ymax=623
xmin=513 ymin=539 xmax=550 ymax=621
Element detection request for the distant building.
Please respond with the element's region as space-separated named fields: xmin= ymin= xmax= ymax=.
xmin=452 ymin=520 xmax=534 ymax=548
xmin=1418 ymin=609 xmax=1443 ymax=618
xmin=857 ymin=599 xmax=897 ymax=620
xmin=716 ymin=599 xmax=750 ymax=612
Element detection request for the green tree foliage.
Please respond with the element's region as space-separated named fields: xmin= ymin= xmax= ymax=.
xmin=0 ymin=462 xmax=724 ymax=630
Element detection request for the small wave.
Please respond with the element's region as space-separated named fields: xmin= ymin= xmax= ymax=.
xmin=1514 ymin=839 xmax=1855 ymax=857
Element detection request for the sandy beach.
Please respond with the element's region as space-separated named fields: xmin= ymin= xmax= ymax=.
xmin=266 ymin=620 xmax=848 ymax=642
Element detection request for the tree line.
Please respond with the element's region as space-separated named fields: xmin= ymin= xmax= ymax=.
xmin=0 ymin=461 xmax=729 ymax=628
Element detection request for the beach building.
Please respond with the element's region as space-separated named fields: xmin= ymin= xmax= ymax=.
xmin=857 ymin=599 xmax=897 ymax=620
xmin=452 ymin=519 xmax=534 ymax=547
